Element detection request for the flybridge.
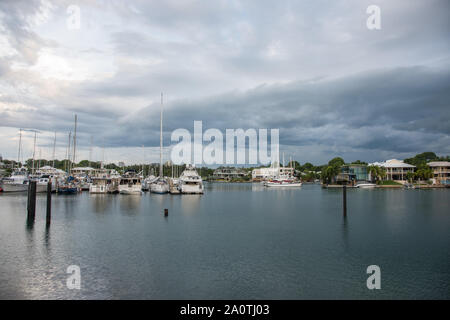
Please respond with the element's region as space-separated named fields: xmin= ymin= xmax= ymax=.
xmin=170 ymin=120 xmax=280 ymax=166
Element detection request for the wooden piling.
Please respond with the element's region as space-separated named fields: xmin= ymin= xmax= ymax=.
xmin=164 ymin=208 xmax=168 ymax=217
xmin=27 ymin=181 xmax=37 ymax=222
xmin=46 ymin=181 xmax=52 ymax=226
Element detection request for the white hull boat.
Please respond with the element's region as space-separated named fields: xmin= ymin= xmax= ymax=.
xmin=1 ymin=182 xmax=29 ymax=192
xmin=90 ymin=178 xmax=109 ymax=194
xmin=355 ymin=183 xmax=377 ymax=189
xmin=119 ymin=172 xmax=142 ymax=195
xmin=150 ymin=179 xmax=169 ymax=194
xmin=1 ymin=168 xmax=29 ymax=192
xmin=179 ymin=165 xmax=203 ymax=194
xmin=265 ymin=181 xmax=302 ymax=187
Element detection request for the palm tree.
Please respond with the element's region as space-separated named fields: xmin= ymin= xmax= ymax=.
xmin=368 ymin=165 xmax=385 ymax=183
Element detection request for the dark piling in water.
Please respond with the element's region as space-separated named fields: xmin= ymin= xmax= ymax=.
xmin=164 ymin=208 xmax=168 ymax=217
xmin=46 ymin=181 xmax=52 ymax=227
xmin=27 ymin=181 xmax=37 ymax=224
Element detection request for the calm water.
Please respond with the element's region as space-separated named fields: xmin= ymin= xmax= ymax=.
xmin=0 ymin=183 xmax=449 ymax=299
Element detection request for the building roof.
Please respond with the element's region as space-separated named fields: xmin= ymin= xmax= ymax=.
xmin=370 ymin=159 xmax=415 ymax=168
xmin=428 ymin=161 xmax=450 ymax=167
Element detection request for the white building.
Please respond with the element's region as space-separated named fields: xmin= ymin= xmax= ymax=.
xmin=36 ymin=165 xmax=66 ymax=176
xmin=369 ymin=159 xmax=415 ymax=184
xmin=252 ymin=167 xmax=294 ymax=181
xmin=428 ymin=161 xmax=450 ymax=185
xmin=71 ymin=167 xmax=96 ymax=176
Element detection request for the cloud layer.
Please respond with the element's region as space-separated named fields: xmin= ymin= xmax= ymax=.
xmin=0 ymin=0 xmax=449 ymax=164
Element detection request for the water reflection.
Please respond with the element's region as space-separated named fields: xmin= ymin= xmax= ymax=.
xmin=179 ymin=195 xmax=201 ymax=215
xmin=119 ymin=194 xmax=141 ymax=214
xmin=44 ymin=225 xmax=51 ymax=259
xmin=341 ymin=216 xmax=349 ymax=250
xmin=90 ymin=194 xmax=111 ymax=214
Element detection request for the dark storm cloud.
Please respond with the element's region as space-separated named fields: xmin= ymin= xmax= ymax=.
xmin=1 ymin=0 xmax=449 ymax=162
xmin=107 ymin=65 xmax=449 ymax=155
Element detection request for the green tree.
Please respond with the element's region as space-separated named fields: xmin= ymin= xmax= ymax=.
xmin=406 ymin=172 xmax=415 ymax=183
xmin=328 ymin=157 xmax=345 ymax=168
xmin=404 ymin=152 xmax=438 ymax=167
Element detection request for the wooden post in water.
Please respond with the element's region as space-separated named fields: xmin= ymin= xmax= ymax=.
xmin=164 ymin=208 xmax=168 ymax=217
xmin=46 ymin=181 xmax=52 ymax=227
xmin=27 ymin=181 xmax=37 ymax=222
xmin=343 ymin=184 xmax=347 ymax=218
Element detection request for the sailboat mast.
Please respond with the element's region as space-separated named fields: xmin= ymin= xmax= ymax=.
xmin=67 ymin=131 xmax=72 ymax=174
xmin=32 ymin=131 xmax=37 ymax=175
xmin=72 ymin=114 xmax=77 ymax=167
xmin=89 ymin=136 xmax=93 ymax=168
xmin=52 ymin=131 xmax=56 ymax=168
xmin=17 ymin=129 xmax=22 ymax=169
xmin=159 ymin=92 xmax=163 ymax=178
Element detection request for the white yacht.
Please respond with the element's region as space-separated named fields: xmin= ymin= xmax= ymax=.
xmin=119 ymin=171 xmax=142 ymax=195
xmin=179 ymin=165 xmax=203 ymax=194
xmin=89 ymin=169 xmax=109 ymax=194
xmin=1 ymin=167 xmax=29 ymax=192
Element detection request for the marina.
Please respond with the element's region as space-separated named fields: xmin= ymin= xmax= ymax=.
xmin=0 ymin=0 xmax=449 ymax=304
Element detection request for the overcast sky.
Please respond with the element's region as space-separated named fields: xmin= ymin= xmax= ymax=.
xmin=0 ymin=0 xmax=449 ymax=165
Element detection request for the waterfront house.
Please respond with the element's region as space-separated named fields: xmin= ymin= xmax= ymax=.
xmin=212 ymin=167 xmax=247 ymax=180
xmin=71 ymin=167 xmax=96 ymax=176
xmin=341 ymin=164 xmax=369 ymax=182
xmin=252 ymin=167 xmax=294 ymax=181
xmin=428 ymin=161 xmax=450 ymax=185
xmin=370 ymin=159 xmax=415 ymax=184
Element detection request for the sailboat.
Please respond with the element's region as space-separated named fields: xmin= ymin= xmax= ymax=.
xmin=150 ymin=92 xmax=169 ymax=194
xmin=58 ymin=115 xmax=80 ymax=194
xmin=1 ymin=129 xmax=29 ymax=192
xmin=265 ymin=153 xmax=302 ymax=188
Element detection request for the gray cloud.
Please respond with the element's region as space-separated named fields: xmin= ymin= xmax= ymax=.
xmin=0 ymin=0 xmax=449 ymax=164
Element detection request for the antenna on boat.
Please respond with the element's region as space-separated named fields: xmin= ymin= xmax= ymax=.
xmin=159 ymin=92 xmax=163 ymax=178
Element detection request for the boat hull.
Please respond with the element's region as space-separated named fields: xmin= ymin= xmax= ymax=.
xmin=57 ymin=187 xmax=78 ymax=194
xmin=119 ymin=185 xmax=142 ymax=195
xmin=356 ymin=184 xmax=377 ymax=189
xmin=89 ymin=185 xmax=108 ymax=194
xmin=181 ymin=184 xmax=203 ymax=194
xmin=265 ymin=182 xmax=302 ymax=187
xmin=150 ymin=183 xmax=169 ymax=194
xmin=1 ymin=183 xmax=28 ymax=192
